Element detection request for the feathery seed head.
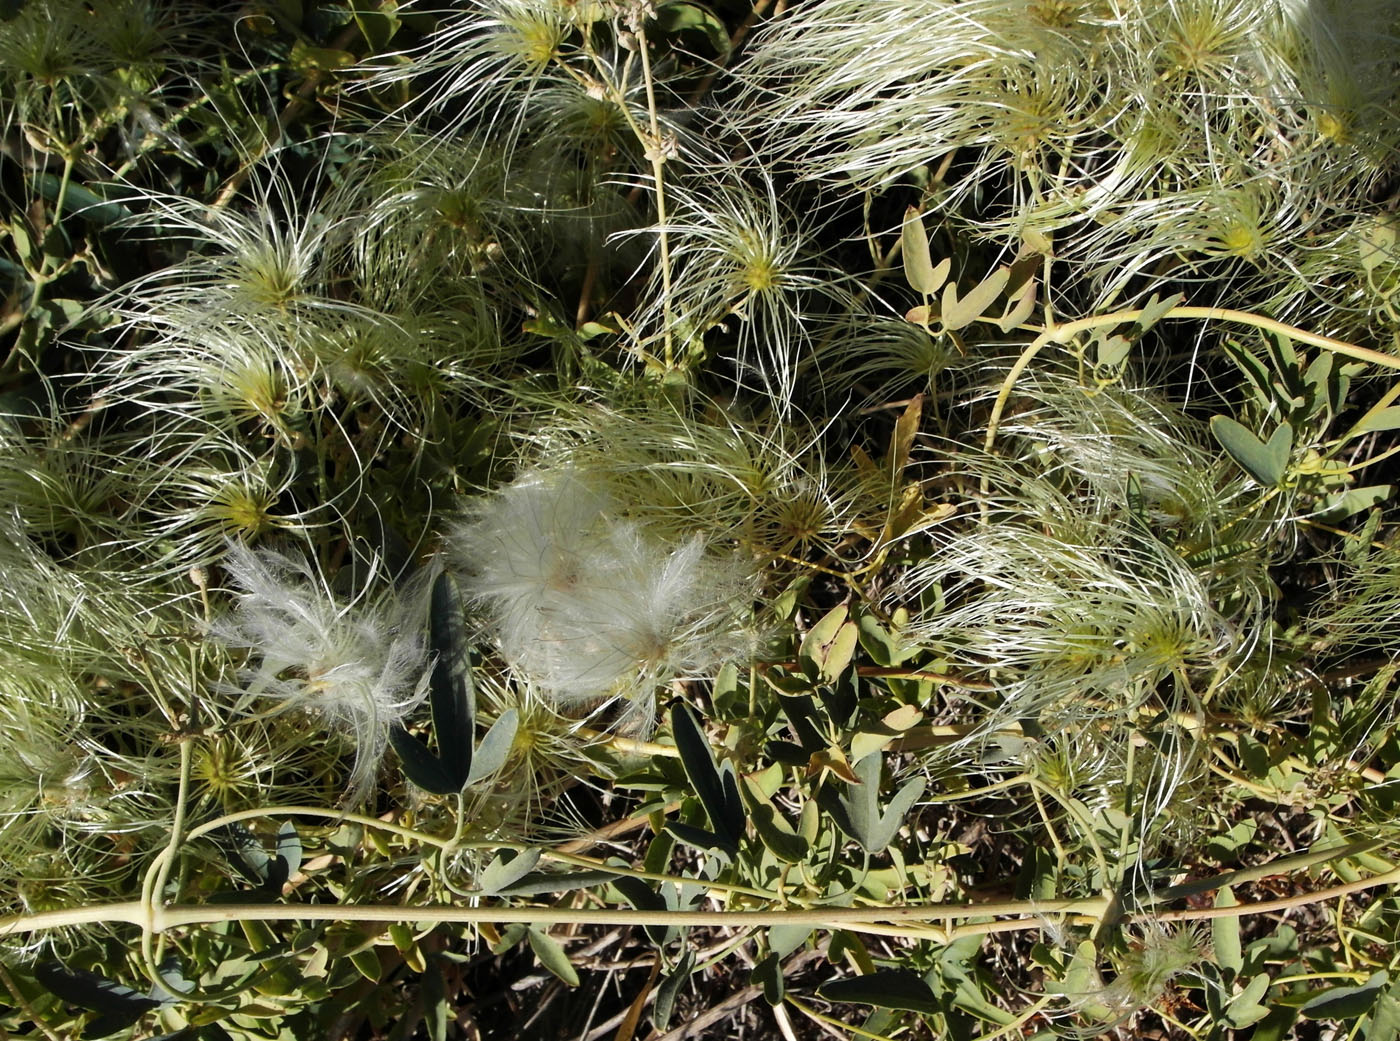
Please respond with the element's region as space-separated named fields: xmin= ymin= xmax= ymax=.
xmin=454 ymin=465 xmax=755 ymax=729
xmin=209 ymin=542 xmax=431 ymax=801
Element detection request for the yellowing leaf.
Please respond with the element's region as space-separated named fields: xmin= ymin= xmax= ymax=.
xmin=901 ymin=208 xmax=950 ymax=295
xmin=800 ymin=604 xmax=858 ymax=684
xmin=942 ymin=265 xmax=1010 ymax=331
xmin=997 ymin=275 xmax=1037 ymax=332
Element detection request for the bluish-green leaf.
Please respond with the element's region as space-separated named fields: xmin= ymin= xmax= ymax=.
xmin=1300 ymin=971 xmax=1389 ymax=1021
xmin=35 ymin=962 xmax=162 ymax=1017
xmin=429 ymin=570 xmax=474 ymax=786
xmin=422 ymin=959 xmax=448 ymax=1041
xmin=751 ymin=953 xmax=784 ymax=1005
xmin=527 ymin=927 xmax=579 ymax=987
xmin=819 ymin=970 xmax=941 ymax=1014
xmin=654 ymin=949 xmax=693 ymax=1030
xmin=479 ymin=848 xmax=542 ymax=896
xmin=465 ymin=708 xmax=517 ymax=787
xmin=1213 ymin=887 xmax=1242 ymax=975
xmin=1211 ymin=417 xmax=1292 ymax=486
xmin=670 ymin=703 xmax=742 ymax=851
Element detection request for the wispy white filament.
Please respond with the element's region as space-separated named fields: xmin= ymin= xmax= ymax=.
xmin=210 ymin=542 xmax=431 ymax=800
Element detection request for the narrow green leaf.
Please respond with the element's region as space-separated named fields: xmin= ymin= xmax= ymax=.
xmin=1014 ymin=845 xmax=1058 ymax=901
xmin=819 ymin=750 xmax=880 ymax=851
xmin=275 ymin=821 xmax=302 ymax=880
xmin=1358 ymin=406 xmax=1400 ymax=433
xmin=428 ymin=571 xmax=474 ymax=788
xmin=871 ymin=774 xmax=926 ymax=852
xmin=651 ymin=2 xmax=730 ymax=56
xmin=1210 ymin=417 xmax=1292 ymax=486
xmin=769 ymin=923 xmax=811 ymax=960
xmin=422 ymin=959 xmax=448 ymax=1041
xmin=1367 ymin=977 xmax=1400 ymax=1041
xmin=34 ymin=176 xmax=130 ymax=227
xmin=670 ymin=703 xmax=742 ymax=850
xmin=464 ymin=708 xmax=518 ymax=787
xmin=1212 ymin=887 xmax=1243 ymax=975
xmin=665 ymin=820 xmax=728 ymax=854
xmin=1135 ymin=292 xmax=1183 ymax=332
xmin=654 ymin=949 xmax=693 ymax=1030
xmin=997 ymin=275 xmax=1037 ymax=332
xmin=819 ymin=970 xmax=941 ymax=1014
xmin=8 ymin=221 xmax=32 ymax=262
xmin=751 ymin=953 xmax=784 ymax=1006
xmin=1320 ymin=484 xmax=1392 ymax=521
xmin=1300 ymin=971 xmax=1389 ymax=1021
xmin=748 ymin=799 xmax=808 ymax=863
xmin=35 ymin=962 xmax=161 ymax=1016
xmin=350 ymin=0 xmax=401 ymax=51
xmin=478 ymin=848 xmax=542 ymax=896
xmin=1358 ymin=216 xmax=1398 ymax=273
xmin=613 ymin=875 xmax=672 ymax=946
xmin=390 ymin=726 xmax=459 ymax=795
xmin=1094 ymin=332 xmax=1131 ymax=370
xmin=493 ymin=868 xmax=619 ymax=897
xmin=1224 ymin=973 xmax=1271 ymax=1028
xmin=527 ymin=927 xmax=579 ymax=987
xmin=348 ymin=947 xmax=381 ymax=983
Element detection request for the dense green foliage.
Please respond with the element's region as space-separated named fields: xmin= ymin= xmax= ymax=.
xmin=1 ymin=0 xmax=1399 ymax=1038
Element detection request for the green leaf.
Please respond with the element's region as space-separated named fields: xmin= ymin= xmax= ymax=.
xmin=1210 ymin=417 xmax=1292 ymax=486
xmin=1358 ymin=216 xmax=1398 ymax=273
xmin=389 ymin=726 xmax=459 ymax=794
xmin=348 ymin=946 xmax=381 ymax=983
xmin=942 ymin=265 xmax=1010 ymax=331
xmin=1320 ymin=484 xmax=1393 ymax=521
xmin=612 ymin=875 xmax=673 ymax=947
xmin=1368 ymin=976 xmax=1400 ymax=1041
xmin=8 ymin=220 xmax=32 ymax=263
xmin=527 ymin=927 xmax=579 ymax=987
xmin=800 ymin=604 xmax=858 ymax=685
xmin=901 ymin=208 xmax=949 ymax=296
xmin=1357 ymin=406 xmax=1400 ymax=433
xmin=464 ymin=708 xmax=517 ymax=787
xmin=478 ymin=848 xmax=542 ymax=896
xmin=1094 ymin=332 xmax=1131 ymax=370
xmin=651 ymin=2 xmax=730 ymax=57
xmin=350 ymin=0 xmax=401 ymax=51
xmin=744 ymin=782 xmax=808 ymax=863
xmin=290 ymin=39 xmax=356 ymax=75
xmin=669 ymin=702 xmax=743 ymax=851
xmin=1212 ymin=887 xmax=1243 ymax=975
xmin=1224 ymin=973 xmax=1271 ymax=1028
xmin=429 ymin=571 xmax=474 ymax=782
xmin=275 ymin=821 xmax=302 ymax=880
xmin=1135 ymin=292 xmax=1183 ymax=331
xmin=769 ymin=923 xmax=811 ymax=960
xmin=752 ymin=953 xmax=785 ymax=1005
xmin=1014 ymin=845 xmax=1057 ymax=901
xmin=35 ymin=962 xmax=161 ymax=1020
xmin=34 ymin=176 xmax=130 ymax=227
xmin=819 ymin=752 xmax=926 ymax=853
xmin=492 ymin=867 xmax=620 ymax=897
xmin=1300 ymin=971 xmax=1389 ymax=1021
xmin=422 ymin=959 xmax=447 ymax=1041
xmin=654 ymin=949 xmax=693 ymax=1030
xmin=819 ymin=970 xmax=941 ymax=1014
xmin=393 ymin=571 xmax=475 ymax=793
